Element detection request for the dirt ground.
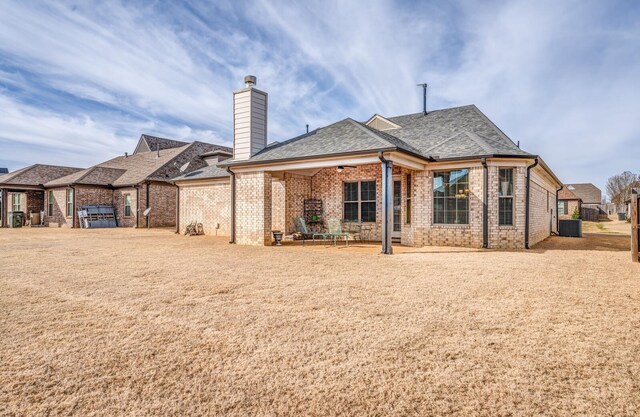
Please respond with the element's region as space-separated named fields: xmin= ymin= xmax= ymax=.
xmin=1 ymin=228 xmax=639 ymax=416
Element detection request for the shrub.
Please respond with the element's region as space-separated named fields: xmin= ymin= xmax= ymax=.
xmin=571 ymin=207 xmax=581 ymax=219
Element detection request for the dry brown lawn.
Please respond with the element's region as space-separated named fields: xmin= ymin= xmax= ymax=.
xmin=1 ymin=228 xmax=639 ymax=416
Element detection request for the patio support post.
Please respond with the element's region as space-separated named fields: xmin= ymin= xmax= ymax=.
xmin=379 ymin=152 xmax=393 ymax=255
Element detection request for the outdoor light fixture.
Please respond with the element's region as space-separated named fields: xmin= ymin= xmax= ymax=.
xmin=336 ymin=165 xmax=356 ymax=173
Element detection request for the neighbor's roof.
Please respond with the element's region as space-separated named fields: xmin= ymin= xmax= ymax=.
xmin=564 ymin=183 xmax=601 ymax=204
xmin=221 ymin=105 xmax=532 ymax=167
xmin=172 ymin=165 xmax=230 ymax=181
xmin=133 ymin=134 xmax=189 ymax=155
xmin=558 ymin=187 xmax=581 ymax=201
xmin=0 ymin=164 xmax=83 ymax=188
xmin=0 ymin=168 xmax=8 ymax=174
xmin=45 ymin=141 xmax=230 ymax=188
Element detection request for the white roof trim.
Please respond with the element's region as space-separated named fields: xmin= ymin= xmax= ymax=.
xmin=365 ymin=114 xmax=402 ymax=131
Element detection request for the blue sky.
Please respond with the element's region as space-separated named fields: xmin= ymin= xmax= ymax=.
xmin=0 ymin=0 xmax=638 ymax=193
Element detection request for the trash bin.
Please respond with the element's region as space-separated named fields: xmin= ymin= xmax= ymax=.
xmin=9 ymin=211 xmax=24 ymax=228
xmin=617 ymin=213 xmax=626 ymax=221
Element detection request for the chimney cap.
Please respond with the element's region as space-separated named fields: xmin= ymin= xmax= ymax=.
xmin=244 ymin=75 xmax=257 ymax=87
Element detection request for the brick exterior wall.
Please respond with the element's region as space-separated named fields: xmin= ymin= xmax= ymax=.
xmin=44 ymin=182 xmax=178 ymax=229
xmin=271 ymin=178 xmax=286 ymax=232
xmin=410 ymin=167 xmax=484 ymax=248
xmin=44 ymin=188 xmax=72 ymax=227
xmin=147 ymin=182 xmax=177 ymax=227
xmin=559 ymin=199 xmax=579 ymax=219
xmin=487 ymin=166 xmax=526 ymax=249
xmin=113 ymin=187 xmax=138 ymax=227
xmin=235 ymin=171 xmax=272 ymax=245
xmin=284 ymin=173 xmax=311 ymax=234
xmin=528 ymin=169 xmax=558 ymax=247
xmin=178 ymin=180 xmax=230 ymax=236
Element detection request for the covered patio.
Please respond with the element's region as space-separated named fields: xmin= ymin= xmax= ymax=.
xmin=229 ymin=150 xmax=429 ymax=254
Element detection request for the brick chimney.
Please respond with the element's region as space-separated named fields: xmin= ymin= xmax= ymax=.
xmin=233 ymin=75 xmax=267 ymax=160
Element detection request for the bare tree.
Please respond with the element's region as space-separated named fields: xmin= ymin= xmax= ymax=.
xmin=606 ymin=171 xmax=640 ymax=209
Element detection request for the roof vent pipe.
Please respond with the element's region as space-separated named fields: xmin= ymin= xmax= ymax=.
xmin=125 ymin=152 xmax=128 ymax=158
xmin=417 ymin=83 xmax=428 ymax=115
xmin=244 ymin=75 xmax=257 ymax=87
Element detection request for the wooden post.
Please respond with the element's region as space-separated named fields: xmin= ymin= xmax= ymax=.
xmin=632 ymin=191 xmax=638 ymax=263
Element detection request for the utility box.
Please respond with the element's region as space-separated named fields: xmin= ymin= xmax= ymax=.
xmin=559 ymin=219 xmax=582 ymax=237
xmin=8 ymin=211 xmax=24 ymax=228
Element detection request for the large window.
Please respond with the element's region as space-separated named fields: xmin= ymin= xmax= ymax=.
xmin=48 ymin=191 xmax=54 ymax=216
xmin=498 ymin=168 xmax=514 ymax=225
xmin=124 ymin=194 xmax=132 ymax=217
xmin=12 ymin=193 xmax=21 ymax=212
xmin=66 ymin=188 xmax=74 ymax=218
xmin=343 ymin=180 xmax=376 ymax=222
xmin=406 ymin=174 xmax=412 ymax=224
xmin=433 ymin=169 xmax=469 ymax=224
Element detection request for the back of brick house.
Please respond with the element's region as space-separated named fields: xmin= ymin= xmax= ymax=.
xmin=175 ymin=75 xmax=562 ymax=251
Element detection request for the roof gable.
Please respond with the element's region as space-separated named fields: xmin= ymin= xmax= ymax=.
xmin=133 ymin=134 xmax=190 ymax=155
xmin=365 ymin=114 xmax=402 ymax=131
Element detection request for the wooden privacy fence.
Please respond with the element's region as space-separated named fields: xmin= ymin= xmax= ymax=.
xmin=632 ymin=190 xmax=638 ymax=263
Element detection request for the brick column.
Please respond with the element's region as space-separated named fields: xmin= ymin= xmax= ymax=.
xmin=235 ymin=171 xmax=273 ymax=246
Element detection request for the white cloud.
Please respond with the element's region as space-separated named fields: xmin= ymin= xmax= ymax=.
xmin=0 ymin=0 xmax=638 ymax=192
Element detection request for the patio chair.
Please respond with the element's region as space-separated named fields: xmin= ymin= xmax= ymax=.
xmin=293 ymin=217 xmax=331 ymax=245
xmin=327 ymin=218 xmax=350 ymax=247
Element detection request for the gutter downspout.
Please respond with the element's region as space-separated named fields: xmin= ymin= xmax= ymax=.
xmin=145 ymin=181 xmax=150 ymax=229
xmin=175 ymin=183 xmax=180 ymax=234
xmin=525 ymin=157 xmax=539 ymax=249
xmin=134 ymin=184 xmax=140 ymax=228
xmin=553 ymin=185 xmax=563 ymax=235
xmin=226 ymin=167 xmax=236 ymax=244
xmin=0 ymin=188 xmax=5 ymax=228
xmin=70 ymin=184 xmax=76 ymax=228
xmin=481 ymin=158 xmax=488 ymax=248
xmin=378 ymin=152 xmax=393 ymax=255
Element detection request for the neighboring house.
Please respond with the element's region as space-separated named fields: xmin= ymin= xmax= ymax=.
xmin=43 ymin=135 xmax=231 ymax=228
xmin=563 ymin=183 xmax=601 ymax=207
xmin=189 ymin=76 xmax=562 ymax=251
xmin=557 ymin=187 xmax=581 ymax=218
xmin=0 ymin=164 xmax=84 ymax=227
xmin=558 ymin=183 xmax=603 ymax=219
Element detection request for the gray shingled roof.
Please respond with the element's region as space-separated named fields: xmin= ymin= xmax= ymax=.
xmin=0 ymin=164 xmax=83 ymax=187
xmin=45 ymin=141 xmax=226 ymax=188
xmin=222 ymin=105 xmax=531 ymax=166
xmin=234 ymin=118 xmax=422 ymax=164
xmin=173 ymin=165 xmax=230 ymax=181
xmin=385 ymin=105 xmax=530 ymax=159
xmin=564 ymin=183 xmax=601 ymax=204
xmin=134 ymin=134 xmax=189 ymax=154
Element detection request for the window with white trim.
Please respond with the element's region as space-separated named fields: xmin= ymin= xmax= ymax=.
xmin=48 ymin=191 xmax=54 ymax=216
xmin=343 ymin=180 xmax=376 ymax=222
xmin=124 ymin=194 xmax=132 ymax=217
xmin=433 ymin=169 xmax=469 ymax=224
xmin=66 ymin=188 xmax=74 ymax=218
xmin=12 ymin=193 xmax=21 ymax=212
xmin=498 ymin=168 xmax=514 ymax=226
